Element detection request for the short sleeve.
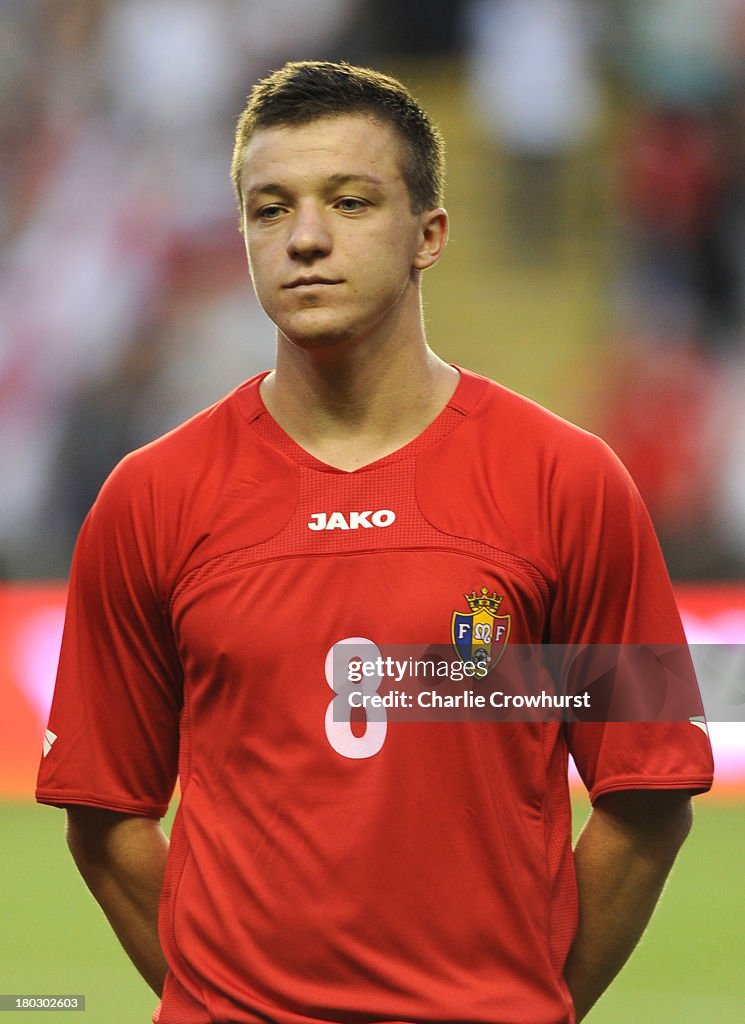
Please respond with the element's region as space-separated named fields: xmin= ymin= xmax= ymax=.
xmin=36 ymin=455 xmax=182 ymax=817
xmin=547 ymin=435 xmax=714 ymax=801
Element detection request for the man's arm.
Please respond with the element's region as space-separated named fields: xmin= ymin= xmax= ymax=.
xmin=564 ymin=789 xmax=693 ymax=1021
xmin=65 ymin=807 xmax=169 ymax=995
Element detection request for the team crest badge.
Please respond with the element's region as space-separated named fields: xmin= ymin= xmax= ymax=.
xmin=451 ymin=587 xmax=511 ymax=670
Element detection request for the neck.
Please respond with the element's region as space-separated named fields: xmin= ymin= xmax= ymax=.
xmin=260 ymin=328 xmax=458 ymax=471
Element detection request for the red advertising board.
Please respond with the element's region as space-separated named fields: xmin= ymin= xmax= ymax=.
xmin=0 ymin=583 xmax=67 ymax=800
xmin=2 ymin=583 xmax=744 ymax=800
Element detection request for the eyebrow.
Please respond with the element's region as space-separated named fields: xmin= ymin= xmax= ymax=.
xmin=244 ymin=182 xmax=291 ymax=204
xmin=324 ymin=173 xmax=385 ymax=190
xmin=244 ymin=173 xmax=386 ymax=205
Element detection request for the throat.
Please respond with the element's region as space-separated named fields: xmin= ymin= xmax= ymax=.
xmin=260 ymin=357 xmax=460 ymax=471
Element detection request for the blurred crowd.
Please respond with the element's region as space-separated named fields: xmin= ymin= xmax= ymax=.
xmin=598 ymin=0 xmax=745 ymax=580
xmin=1 ymin=0 xmax=745 ymax=580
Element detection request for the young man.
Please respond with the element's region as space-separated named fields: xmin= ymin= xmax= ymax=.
xmin=37 ymin=62 xmax=713 ymax=1024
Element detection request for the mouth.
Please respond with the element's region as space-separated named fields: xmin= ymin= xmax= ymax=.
xmin=285 ymin=277 xmax=342 ymax=289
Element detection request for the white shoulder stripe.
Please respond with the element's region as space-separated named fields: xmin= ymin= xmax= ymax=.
xmin=42 ymin=729 xmax=57 ymax=757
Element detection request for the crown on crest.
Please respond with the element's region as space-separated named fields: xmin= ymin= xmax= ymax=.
xmin=465 ymin=587 xmax=503 ymax=614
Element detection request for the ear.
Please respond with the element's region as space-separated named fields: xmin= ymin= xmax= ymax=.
xmin=413 ymin=207 xmax=449 ymax=271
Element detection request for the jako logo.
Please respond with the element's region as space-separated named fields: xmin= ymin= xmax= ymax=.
xmin=308 ymin=510 xmax=396 ymax=531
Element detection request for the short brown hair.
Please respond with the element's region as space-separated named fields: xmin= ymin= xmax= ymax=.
xmin=231 ymin=61 xmax=445 ymax=222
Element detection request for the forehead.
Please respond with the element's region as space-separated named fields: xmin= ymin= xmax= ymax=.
xmin=239 ymin=114 xmax=406 ymax=192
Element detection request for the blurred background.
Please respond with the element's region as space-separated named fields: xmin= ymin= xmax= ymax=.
xmin=2 ymin=0 xmax=745 ymax=580
xmin=1 ymin=1 xmax=743 ymax=1022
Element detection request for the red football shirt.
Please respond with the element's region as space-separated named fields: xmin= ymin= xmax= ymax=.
xmin=37 ymin=368 xmax=713 ymax=1024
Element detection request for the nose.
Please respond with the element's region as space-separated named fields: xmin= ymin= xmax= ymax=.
xmin=287 ymin=201 xmax=332 ymax=260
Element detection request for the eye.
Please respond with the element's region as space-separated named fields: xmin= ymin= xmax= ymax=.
xmin=257 ymin=204 xmax=286 ymax=221
xmin=335 ymin=197 xmax=368 ymax=213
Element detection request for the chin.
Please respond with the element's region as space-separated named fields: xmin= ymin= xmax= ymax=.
xmin=281 ymin=319 xmax=358 ymax=350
